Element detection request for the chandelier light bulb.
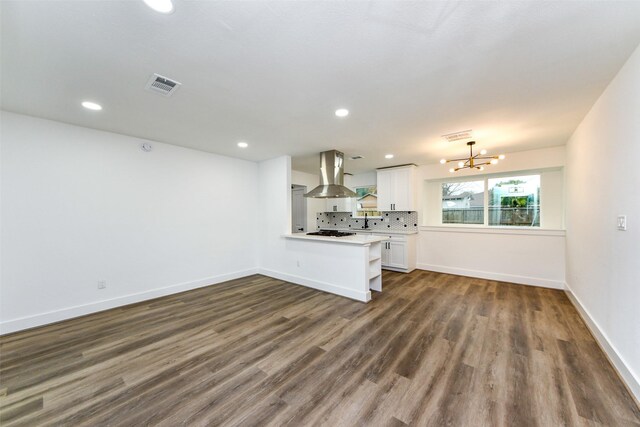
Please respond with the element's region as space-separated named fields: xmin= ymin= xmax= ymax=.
xmin=449 ymin=168 xmax=455 ymax=173
xmin=490 ymin=159 xmax=499 ymax=165
xmin=440 ymin=159 xmax=446 ymax=164
xmin=480 ymin=149 xmax=487 ymax=155
xmin=458 ymin=161 xmax=465 ymax=168
xmin=479 ymin=166 xmax=485 ymax=171
xmin=498 ymin=154 xmax=506 ymax=160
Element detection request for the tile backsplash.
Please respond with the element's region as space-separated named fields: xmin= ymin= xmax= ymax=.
xmin=316 ymin=211 xmax=418 ymax=232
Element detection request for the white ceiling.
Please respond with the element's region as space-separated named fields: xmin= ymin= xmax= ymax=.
xmin=2 ymin=1 xmax=640 ymax=174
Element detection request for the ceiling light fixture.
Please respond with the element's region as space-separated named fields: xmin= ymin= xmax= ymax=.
xmin=441 ymin=141 xmax=505 ymax=173
xmin=385 ymin=154 xmax=394 ymax=159
xmin=237 ymin=142 xmax=248 ymax=148
xmin=81 ymin=101 xmax=102 ymax=111
xmin=143 ymin=0 xmax=174 ymax=14
xmin=335 ymin=108 xmax=349 ymax=117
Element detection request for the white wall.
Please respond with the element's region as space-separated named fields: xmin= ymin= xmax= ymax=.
xmin=258 ymin=156 xmax=291 ymax=271
xmin=0 ymin=112 xmax=259 ymax=333
xmin=417 ymin=228 xmax=565 ymax=288
xmin=349 ymin=171 xmax=376 ymax=189
xmin=565 ymin=43 xmax=640 ymax=399
xmin=291 ymin=170 xmax=322 ymax=231
xmin=417 ymin=146 xmax=566 ymax=288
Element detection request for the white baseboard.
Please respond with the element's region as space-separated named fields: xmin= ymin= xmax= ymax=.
xmin=0 ymin=268 xmax=259 ymax=335
xmin=564 ymin=283 xmax=640 ymax=404
xmin=416 ymin=263 xmax=564 ymax=289
xmin=258 ymin=268 xmax=370 ymax=303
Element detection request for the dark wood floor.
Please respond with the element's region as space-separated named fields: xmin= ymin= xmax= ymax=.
xmin=1 ymin=271 xmax=639 ymax=426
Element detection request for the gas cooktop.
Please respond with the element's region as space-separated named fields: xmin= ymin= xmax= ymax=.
xmin=306 ymin=230 xmax=355 ymax=237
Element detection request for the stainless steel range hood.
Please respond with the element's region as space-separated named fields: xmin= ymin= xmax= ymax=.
xmin=304 ymin=150 xmax=357 ymax=198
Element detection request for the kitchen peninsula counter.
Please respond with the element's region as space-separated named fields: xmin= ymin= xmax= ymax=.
xmin=283 ymin=233 xmax=388 ymax=245
xmin=278 ymin=233 xmax=388 ymax=302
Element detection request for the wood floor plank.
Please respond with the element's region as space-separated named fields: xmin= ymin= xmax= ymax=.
xmin=1 ymin=271 xmax=638 ymax=426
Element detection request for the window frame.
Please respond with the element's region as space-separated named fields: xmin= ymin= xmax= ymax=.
xmin=437 ymin=171 xmax=544 ymax=229
xmin=352 ymin=185 xmax=382 ymax=219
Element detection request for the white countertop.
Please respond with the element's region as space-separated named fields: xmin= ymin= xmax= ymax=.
xmin=314 ymin=228 xmax=418 ymax=235
xmin=283 ymin=233 xmax=389 ymax=245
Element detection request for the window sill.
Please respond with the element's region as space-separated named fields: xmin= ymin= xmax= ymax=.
xmin=419 ymin=225 xmax=565 ymax=237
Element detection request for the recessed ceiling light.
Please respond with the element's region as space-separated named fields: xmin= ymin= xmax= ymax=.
xmin=385 ymin=154 xmax=394 ymax=159
xmin=335 ymin=108 xmax=349 ymax=117
xmin=81 ymin=101 xmax=102 ymax=111
xmin=237 ymin=142 xmax=248 ymax=148
xmin=143 ymin=0 xmax=174 ymax=14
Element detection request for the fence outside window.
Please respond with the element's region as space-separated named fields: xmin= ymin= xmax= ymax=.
xmin=442 ymin=206 xmax=540 ymax=226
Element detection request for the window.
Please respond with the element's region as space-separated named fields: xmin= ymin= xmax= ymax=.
xmin=438 ymin=174 xmax=542 ymax=228
xmin=354 ymin=185 xmax=381 ymax=217
xmin=441 ymin=181 xmax=484 ymax=224
xmin=488 ymin=175 xmax=540 ymax=227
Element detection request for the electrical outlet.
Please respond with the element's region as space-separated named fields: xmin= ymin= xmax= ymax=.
xmin=617 ymin=215 xmax=627 ymax=231
xmin=97 ymin=280 xmax=107 ymax=289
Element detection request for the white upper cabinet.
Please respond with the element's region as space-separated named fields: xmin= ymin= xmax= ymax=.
xmin=326 ymin=197 xmax=353 ymax=212
xmin=376 ymin=165 xmax=416 ymax=211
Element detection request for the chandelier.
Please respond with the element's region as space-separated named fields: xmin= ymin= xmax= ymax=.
xmin=440 ymin=141 xmax=505 ymax=172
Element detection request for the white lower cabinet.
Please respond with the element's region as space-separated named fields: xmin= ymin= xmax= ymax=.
xmin=374 ymin=233 xmax=417 ymax=273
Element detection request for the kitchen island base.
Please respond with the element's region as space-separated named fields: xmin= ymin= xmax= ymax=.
xmin=278 ymin=233 xmax=388 ymax=302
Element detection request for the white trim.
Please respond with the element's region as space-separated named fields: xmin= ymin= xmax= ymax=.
xmin=258 ymin=268 xmax=370 ymax=303
xmin=416 ymin=263 xmax=564 ymax=289
xmin=564 ymin=283 xmax=640 ymax=404
xmin=0 ymin=268 xmax=259 ymax=335
xmin=419 ymin=225 xmax=565 ymax=237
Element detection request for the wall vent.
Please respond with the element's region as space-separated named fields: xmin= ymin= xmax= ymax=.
xmin=442 ymin=129 xmax=473 ymax=142
xmin=350 ymin=155 xmax=364 ymax=160
xmin=145 ymin=73 xmax=181 ymax=97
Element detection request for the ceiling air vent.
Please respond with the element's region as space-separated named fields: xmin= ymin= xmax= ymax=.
xmin=442 ymin=129 xmax=473 ymax=142
xmin=350 ymin=155 xmax=364 ymax=160
xmin=145 ymin=73 xmax=181 ymax=97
